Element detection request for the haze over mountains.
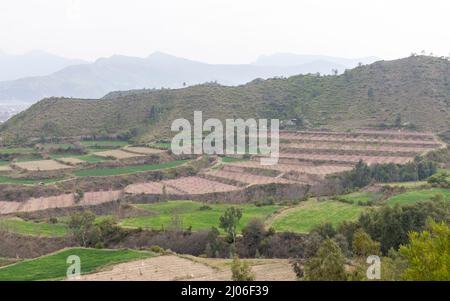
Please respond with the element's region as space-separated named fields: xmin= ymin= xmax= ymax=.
xmin=0 ymin=51 xmax=379 ymax=104
xmin=0 ymin=50 xmax=87 ymax=82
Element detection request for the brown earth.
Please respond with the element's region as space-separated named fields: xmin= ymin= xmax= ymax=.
xmin=77 ymin=255 xmax=296 ymax=281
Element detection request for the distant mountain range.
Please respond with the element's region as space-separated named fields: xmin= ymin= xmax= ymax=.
xmin=0 ymin=50 xmax=87 ymax=82
xmin=0 ymin=52 xmax=379 ymax=103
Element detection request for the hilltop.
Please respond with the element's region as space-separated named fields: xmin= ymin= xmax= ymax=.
xmin=1 ymin=56 xmax=449 ymax=143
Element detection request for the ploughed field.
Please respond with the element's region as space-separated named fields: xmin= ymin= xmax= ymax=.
xmin=78 ymin=255 xmax=296 ymax=281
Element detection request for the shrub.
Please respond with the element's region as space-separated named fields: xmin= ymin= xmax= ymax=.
xmin=231 ymin=256 xmax=255 ymax=281
xmin=304 ymin=239 xmax=347 ymax=281
xmin=149 ymin=245 xmax=165 ymax=253
xmin=352 ymin=229 xmax=381 ymax=257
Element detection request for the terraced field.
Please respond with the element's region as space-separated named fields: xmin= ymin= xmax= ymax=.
xmin=93 ymin=149 xmax=145 ymax=160
xmin=204 ymin=170 xmax=294 ymax=185
xmin=224 ymin=160 xmax=352 ymax=176
xmin=78 ymin=255 xmax=296 ymax=281
xmin=13 ymin=160 xmax=72 ymax=171
xmin=385 ymin=188 xmax=450 ymax=206
xmin=0 ymin=190 xmax=122 ymax=214
xmin=269 ymin=200 xmax=365 ymax=233
xmin=334 ymin=191 xmax=384 ymax=205
xmin=73 ymin=160 xmax=189 ymax=177
xmin=0 ymin=217 xmax=69 ymax=237
xmin=120 ymin=200 xmax=282 ymax=232
xmin=159 ymin=176 xmax=241 ymax=194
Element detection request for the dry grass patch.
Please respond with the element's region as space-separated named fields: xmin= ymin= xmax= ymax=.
xmin=13 ymin=160 xmax=72 ymax=171
xmin=123 ymin=146 xmax=166 ymax=155
xmin=57 ymin=157 xmax=86 ymax=165
xmin=94 ymin=149 xmax=144 ymax=160
xmin=0 ymin=166 xmax=12 ymax=172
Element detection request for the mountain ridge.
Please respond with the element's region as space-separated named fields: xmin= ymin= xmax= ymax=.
xmin=0 ymin=52 xmax=380 ymax=103
xmin=1 ymin=55 xmax=449 ymax=144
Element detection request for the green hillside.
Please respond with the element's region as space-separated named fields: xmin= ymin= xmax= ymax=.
xmin=1 ymin=56 xmax=449 ymax=144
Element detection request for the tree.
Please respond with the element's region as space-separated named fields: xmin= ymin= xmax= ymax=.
xmin=357 ymin=201 xmax=450 ymax=253
xmin=219 ymin=207 xmax=243 ymax=245
xmin=242 ymin=219 xmax=266 ymax=257
xmin=231 ymin=256 xmax=255 ymax=281
xmin=352 ymin=229 xmax=381 ymax=257
xmin=345 ymin=160 xmax=372 ymax=188
xmin=205 ymin=227 xmax=226 ymax=258
xmin=311 ymin=222 xmax=336 ymax=238
xmin=400 ymin=221 xmax=450 ymax=281
xmin=68 ymin=211 xmax=100 ymax=247
xmin=304 ymin=238 xmax=347 ymax=280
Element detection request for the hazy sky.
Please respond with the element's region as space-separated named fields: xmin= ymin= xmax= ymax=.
xmin=1 ymin=0 xmax=449 ymax=63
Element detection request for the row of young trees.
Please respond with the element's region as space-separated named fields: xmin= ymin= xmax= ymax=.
xmin=338 ymin=157 xmax=437 ymax=189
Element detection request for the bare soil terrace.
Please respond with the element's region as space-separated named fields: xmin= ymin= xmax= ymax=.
xmin=13 ymin=160 xmax=72 ymax=171
xmin=77 ymin=255 xmax=296 ymax=281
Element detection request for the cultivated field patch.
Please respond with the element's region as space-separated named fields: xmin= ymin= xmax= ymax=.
xmin=120 ymin=200 xmax=282 ymax=232
xmin=73 ymin=160 xmax=189 ymax=177
xmin=385 ymin=188 xmax=450 ymax=206
xmin=0 ymin=190 xmax=122 ymax=214
xmin=0 ymin=217 xmax=69 ymax=237
xmin=57 ymin=157 xmax=86 ymax=165
xmin=204 ymin=170 xmax=294 ymax=185
xmin=94 ymin=149 xmax=144 ymax=160
xmin=123 ymin=146 xmax=166 ymax=155
xmin=13 ymin=160 xmax=72 ymax=171
xmin=270 ymin=200 xmax=365 ymax=233
xmin=78 ymin=255 xmax=296 ymax=281
xmin=161 ymin=177 xmax=241 ymax=194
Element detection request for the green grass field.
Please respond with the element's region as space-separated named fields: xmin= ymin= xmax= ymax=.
xmin=336 ymin=191 xmax=383 ymax=205
xmin=384 ymin=181 xmax=429 ymax=188
xmin=221 ymin=156 xmax=247 ymax=163
xmin=80 ymin=140 xmax=129 ymax=147
xmin=149 ymin=142 xmax=171 ymax=150
xmin=270 ymin=200 xmax=365 ymax=233
xmin=120 ymin=201 xmax=282 ymax=232
xmin=0 ymin=248 xmax=153 ymax=281
xmin=73 ymin=160 xmax=189 ymax=177
xmin=0 ymin=147 xmax=35 ymax=155
xmin=385 ymin=188 xmax=450 ymax=206
xmin=0 ymin=218 xmax=69 ymax=237
xmin=0 ymin=176 xmax=62 ymax=185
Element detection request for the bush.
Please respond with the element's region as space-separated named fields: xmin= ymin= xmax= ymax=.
xmin=231 ymin=256 xmax=255 ymax=281
xmin=149 ymin=245 xmax=165 ymax=253
xmin=400 ymin=221 xmax=450 ymax=281
xmin=198 ymin=205 xmax=212 ymax=211
xmin=303 ymin=239 xmax=347 ymax=281
xmin=352 ymin=229 xmax=381 ymax=257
